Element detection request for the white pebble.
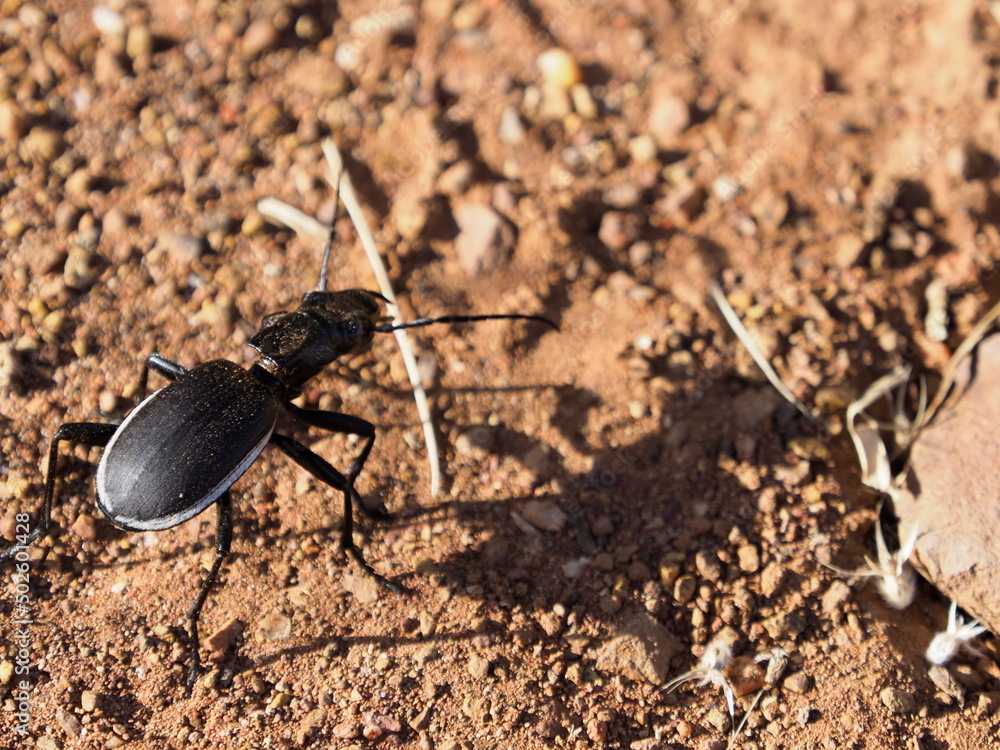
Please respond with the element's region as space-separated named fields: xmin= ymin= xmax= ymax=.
xmin=92 ymin=6 xmax=125 ymax=35
xmin=520 ymin=500 xmax=568 ymax=533
xmin=537 ymin=48 xmax=582 ymax=90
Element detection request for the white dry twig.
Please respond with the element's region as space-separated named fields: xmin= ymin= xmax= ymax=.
xmin=708 ymin=281 xmax=817 ymax=423
xmin=822 ymin=515 xmax=919 ymax=609
xmin=256 ymin=197 xmax=331 ymax=241
xmin=926 ymin=600 xmax=988 ymax=666
xmin=845 ymin=365 xmax=914 ymax=499
xmin=664 ymin=638 xmax=737 ymax=728
xmin=321 ymin=140 xmax=443 ymax=497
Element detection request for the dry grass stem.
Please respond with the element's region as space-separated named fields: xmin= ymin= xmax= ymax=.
xmin=321 ymin=140 xmax=443 ymax=497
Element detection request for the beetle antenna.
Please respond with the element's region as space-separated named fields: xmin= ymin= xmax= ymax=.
xmin=374 ymin=314 xmax=558 ymax=332
xmin=317 ymin=171 xmax=343 ymax=293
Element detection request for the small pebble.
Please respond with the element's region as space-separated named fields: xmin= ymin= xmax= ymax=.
xmin=295 ymin=15 xmax=322 ymax=41
xmin=257 ymin=609 xmax=292 ymax=641
xmin=455 ymin=426 xmax=495 ymax=460
xmin=267 ymin=692 xmax=292 ymax=711
xmin=409 ymin=705 xmax=433 ymax=731
xmin=762 ymin=611 xmax=805 ymax=640
xmin=250 ymin=103 xmax=291 ymax=138
xmin=342 ymin=572 xmax=381 ymax=604
xmin=55 ymin=707 xmax=82 ymax=738
xmin=594 ymin=612 xmax=682 ymax=684
xmin=437 ymin=160 xmax=474 ymax=196
xmin=648 ymin=92 xmax=689 ymax=147
xmin=628 ymin=134 xmax=658 ymax=163
xmin=783 ymin=672 xmax=812 ymax=694
xmin=71 ymin=513 xmax=97 ymax=542
xmin=157 ymin=232 xmax=205 ymax=263
xmin=673 ymin=575 xmax=696 ymax=604
xmin=92 ymin=6 xmax=125 ymax=36
xmin=927 ymin=666 xmax=965 ymax=705
xmin=205 ymin=618 xmax=245 ymax=655
xmin=694 ymin=549 xmax=723 ymax=581
xmin=726 ymin=656 xmax=766 ymax=696
xmin=760 ymin=563 xmax=786 ymax=597
xmin=21 ymin=126 xmax=65 ymax=162
xmin=498 ymin=105 xmax=526 ymax=144
xmin=706 ymin=706 xmax=730 ymax=731
xmin=736 ymin=544 xmax=760 ymax=573
xmin=591 ymin=515 xmax=614 ymax=537
xmin=570 ymin=83 xmax=597 ymax=118
xmin=712 ymin=176 xmax=741 ymax=203
xmin=750 ymin=188 xmax=789 ymax=232
xmin=880 ymin=687 xmax=917 ymax=714
xmin=242 ymin=19 xmax=279 ymax=59
xmin=537 ymin=48 xmax=582 ymax=90
xmin=126 ymin=24 xmax=154 ymax=60
xmin=468 ymin=653 xmax=492 ymax=680
xmin=821 ymin=580 xmax=852 ymax=614
xmin=520 ymin=500 xmax=567 ymax=533
xmin=598 ymin=211 xmax=640 ymax=252
xmin=586 ymin=717 xmax=608 ymax=742
xmin=603 ymin=183 xmax=641 ymax=210
xmin=63 ymin=247 xmax=94 ymax=289
xmin=0 ymin=100 xmax=27 ymax=143
xmin=453 ymin=202 xmax=513 ymax=277
xmin=80 ymin=689 xmax=100 ymax=712
xmin=3 ymin=217 xmax=27 ymax=240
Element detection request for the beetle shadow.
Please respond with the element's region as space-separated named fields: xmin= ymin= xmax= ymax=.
xmin=176 ymin=370 xmax=838 ymax=745
xmin=243 ymin=370 xmax=818 ymax=654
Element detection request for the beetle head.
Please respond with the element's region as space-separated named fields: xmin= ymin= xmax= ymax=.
xmin=250 ymin=290 xmax=386 ymax=388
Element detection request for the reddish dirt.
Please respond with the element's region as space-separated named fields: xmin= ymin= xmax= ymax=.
xmin=1 ymin=1 xmax=999 ymax=749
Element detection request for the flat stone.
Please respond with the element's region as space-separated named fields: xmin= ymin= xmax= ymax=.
xmin=256 ymin=609 xmax=292 ymax=641
xmin=895 ymin=334 xmax=1000 ymax=635
xmin=453 ymin=202 xmax=514 ymax=277
xmin=595 ymin=612 xmax=682 ymax=684
xmin=783 ymin=672 xmax=813 ymax=694
xmin=880 ymin=687 xmax=917 ymax=714
xmin=205 ymin=618 xmax=244 ymax=655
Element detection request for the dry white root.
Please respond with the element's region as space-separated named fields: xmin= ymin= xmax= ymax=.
xmin=321 ymin=140 xmax=443 ymax=497
xmin=822 ymin=515 xmax=919 ymax=609
xmin=708 ymin=281 xmax=816 ymax=423
xmin=926 ymin=600 xmax=988 ymax=666
xmin=845 ymin=365 xmax=917 ymax=500
xmin=664 ymin=638 xmax=737 ymax=725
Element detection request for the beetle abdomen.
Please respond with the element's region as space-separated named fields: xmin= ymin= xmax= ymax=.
xmin=96 ymin=360 xmax=278 ymax=531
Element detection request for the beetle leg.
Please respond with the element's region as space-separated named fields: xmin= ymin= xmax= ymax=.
xmin=272 ymin=432 xmax=403 ymax=593
xmin=283 ymin=405 xmax=376 ymax=474
xmin=282 ymin=404 xmax=389 ymax=521
xmin=184 ymin=490 xmax=233 ymax=698
xmin=135 ymin=353 xmax=187 ymax=403
xmin=1 ymin=422 xmax=118 ymax=559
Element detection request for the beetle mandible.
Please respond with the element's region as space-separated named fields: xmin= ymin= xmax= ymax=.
xmin=2 ymin=224 xmax=556 ymax=696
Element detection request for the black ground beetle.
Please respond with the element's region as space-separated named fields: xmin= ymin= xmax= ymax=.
xmin=2 ymin=233 xmax=555 ymax=695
